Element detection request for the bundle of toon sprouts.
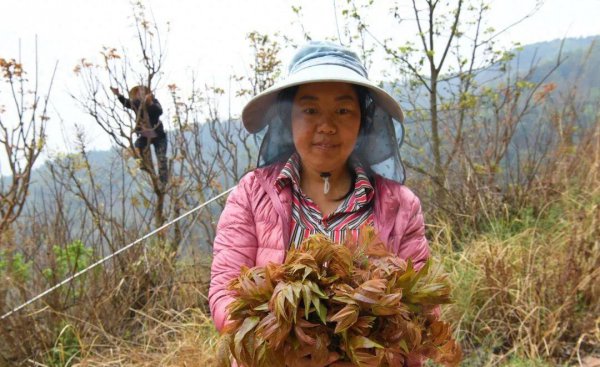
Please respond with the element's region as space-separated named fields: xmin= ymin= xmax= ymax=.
xmin=220 ymin=228 xmax=462 ymax=367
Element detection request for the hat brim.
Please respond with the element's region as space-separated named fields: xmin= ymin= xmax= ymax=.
xmin=241 ymin=64 xmax=404 ymax=133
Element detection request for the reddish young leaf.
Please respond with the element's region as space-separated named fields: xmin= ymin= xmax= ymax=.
xmin=329 ymin=304 xmax=359 ymax=333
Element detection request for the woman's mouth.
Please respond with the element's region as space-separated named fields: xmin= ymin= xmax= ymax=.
xmin=313 ymin=143 xmax=340 ymax=151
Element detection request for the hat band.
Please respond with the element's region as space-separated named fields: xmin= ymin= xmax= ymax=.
xmin=289 ymin=55 xmax=368 ymax=78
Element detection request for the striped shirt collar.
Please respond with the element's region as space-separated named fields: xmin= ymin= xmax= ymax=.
xmin=275 ymin=152 xmax=374 ymax=205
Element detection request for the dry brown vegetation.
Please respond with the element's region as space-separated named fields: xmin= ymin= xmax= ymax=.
xmin=432 ymin=123 xmax=600 ymax=366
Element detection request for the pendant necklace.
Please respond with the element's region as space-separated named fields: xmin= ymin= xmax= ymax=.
xmin=320 ymin=172 xmax=331 ymax=194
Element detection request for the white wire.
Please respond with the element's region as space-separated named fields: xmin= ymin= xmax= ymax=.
xmin=0 ymin=186 xmax=236 ymax=321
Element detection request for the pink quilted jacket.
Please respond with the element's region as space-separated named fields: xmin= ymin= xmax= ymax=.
xmin=209 ymin=162 xmax=430 ymax=332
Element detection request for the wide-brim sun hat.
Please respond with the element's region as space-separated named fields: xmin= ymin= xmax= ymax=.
xmin=242 ymin=41 xmax=404 ymax=134
xmin=242 ymin=41 xmax=406 ymax=183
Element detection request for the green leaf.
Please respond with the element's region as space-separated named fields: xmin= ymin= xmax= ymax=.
xmin=302 ymin=266 xmax=312 ymax=281
xmin=394 ymin=259 xmax=420 ymax=291
xmin=292 ymin=282 xmax=302 ymax=300
xmin=398 ymin=339 xmax=409 ymax=353
xmin=253 ymin=303 xmax=269 ymax=312
xmin=316 ymin=302 xmax=328 ymax=325
xmin=302 ymin=284 xmax=312 ymax=319
xmin=308 ymin=280 xmax=326 ymax=298
xmin=284 ymin=284 xmax=295 ymax=305
xmin=234 ymin=316 xmax=259 ymax=359
xmin=330 ymin=304 xmax=359 ymax=333
xmin=408 ymin=283 xmax=451 ymax=304
xmin=349 ymin=335 xmax=383 ymax=350
xmin=275 ymin=290 xmax=287 ymax=321
xmin=312 ymin=295 xmax=320 ymax=314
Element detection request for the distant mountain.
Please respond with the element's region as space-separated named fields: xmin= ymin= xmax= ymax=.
xmin=512 ymin=36 xmax=599 ymax=72
xmin=509 ymin=36 xmax=600 ymax=96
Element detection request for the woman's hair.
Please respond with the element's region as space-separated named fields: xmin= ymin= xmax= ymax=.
xmin=128 ymin=85 xmax=150 ymax=101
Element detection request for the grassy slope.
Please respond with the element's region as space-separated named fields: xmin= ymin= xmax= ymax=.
xmin=435 ymin=187 xmax=599 ymax=366
xmin=65 ymin=164 xmax=598 ymax=366
xmin=8 ymin=117 xmax=599 ymax=367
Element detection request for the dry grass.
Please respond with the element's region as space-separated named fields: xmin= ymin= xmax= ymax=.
xmin=429 ymin=126 xmax=600 ymax=366
xmin=0 ymin=246 xmax=217 ymax=366
xmin=73 ymin=308 xmax=220 ymax=367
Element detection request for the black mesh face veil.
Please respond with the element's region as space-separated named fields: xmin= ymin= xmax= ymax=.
xmin=255 ymin=86 xmax=406 ymax=184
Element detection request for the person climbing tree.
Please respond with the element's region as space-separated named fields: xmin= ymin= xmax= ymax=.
xmin=111 ymin=85 xmax=168 ymax=190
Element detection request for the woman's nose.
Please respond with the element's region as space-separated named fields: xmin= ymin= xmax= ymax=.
xmin=316 ymin=114 xmax=336 ymax=134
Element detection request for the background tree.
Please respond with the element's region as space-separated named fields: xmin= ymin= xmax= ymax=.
xmin=0 ymin=47 xmax=56 ymax=240
xmin=73 ymin=2 xmax=169 ymax=229
xmin=168 ymin=31 xmax=283 ymax=248
xmin=333 ymin=0 xmax=561 ymax=221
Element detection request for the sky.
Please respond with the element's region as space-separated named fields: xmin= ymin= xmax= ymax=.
xmin=0 ymin=0 xmax=599 ymax=173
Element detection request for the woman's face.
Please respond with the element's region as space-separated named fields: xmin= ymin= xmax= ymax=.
xmin=291 ymin=82 xmax=361 ymax=175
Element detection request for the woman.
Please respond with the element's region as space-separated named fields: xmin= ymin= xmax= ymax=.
xmin=209 ymin=41 xmax=430 ymax=365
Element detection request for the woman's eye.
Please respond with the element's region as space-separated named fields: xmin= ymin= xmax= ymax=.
xmin=338 ymin=108 xmax=350 ymax=114
xmin=303 ymin=108 xmax=317 ymax=114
